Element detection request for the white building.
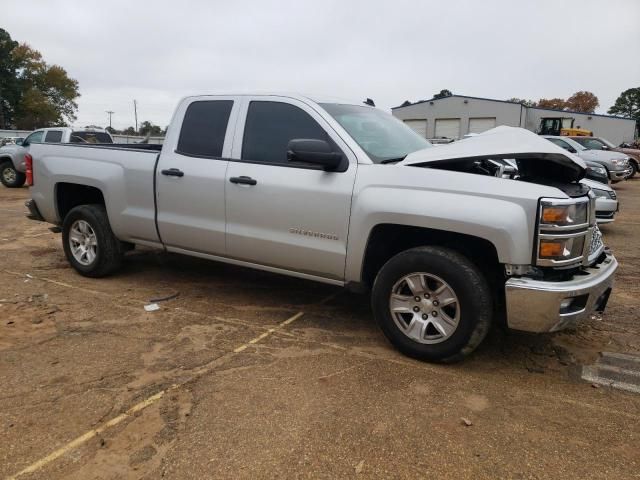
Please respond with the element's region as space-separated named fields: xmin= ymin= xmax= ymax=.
xmin=392 ymin=95 xmax=637 ymax=145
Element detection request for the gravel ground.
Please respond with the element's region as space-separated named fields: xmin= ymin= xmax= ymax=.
xmin=1 ymin=183 xmax=639 ymax=479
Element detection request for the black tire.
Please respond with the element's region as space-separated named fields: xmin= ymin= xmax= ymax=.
xmin=371 ymin=246 xmax=493 ymax=363
xmin=62 ymin=204 xmax=123 ymax=277
xmin=629 ymin=161 xmax=638 ymax=179
xmin=0 ymin=161 xmax=26 ymax=188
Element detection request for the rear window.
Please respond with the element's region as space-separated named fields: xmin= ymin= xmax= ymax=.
xmin=44 ymin=130 xmax=63 ymax=143
xmin=177 ymin=100 xmax=234 ymax=157
xmin=70 ymin=131 xmax=113 ymax=144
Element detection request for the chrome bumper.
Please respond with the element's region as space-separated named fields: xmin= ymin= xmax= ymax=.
xmin=505 ymin=252 xmax=617 ymax=333
xmin=610 ymin=168 xmax=631 ymax=181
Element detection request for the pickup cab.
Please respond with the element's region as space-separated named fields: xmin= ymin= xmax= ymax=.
xmin=0 ymin=127 xmax=113 ymax=188
xmin=26 ymin=94 xmax=617 ymax=362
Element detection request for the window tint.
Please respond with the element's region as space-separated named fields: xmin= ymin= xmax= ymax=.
xmin=25 ymin=131 xmax=44 ymax=144
xmin=44 ymin=130 xmax=63 ymax=143
xmin=177 ymin=100 xmax=233 ymax=157
xmin=70 ymin=131 xmax=113 ymax=144
xmin=242 ymin=101 xmax=330 ymax=164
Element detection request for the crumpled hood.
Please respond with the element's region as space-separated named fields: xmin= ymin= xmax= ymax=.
xmin=400 ymin=126 xmax=587 ymax=182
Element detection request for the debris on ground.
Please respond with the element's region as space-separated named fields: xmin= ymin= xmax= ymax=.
xmin=149 ymin=292 xmax=180 ymax=303
xmin=144 ymin=303 xmax=160 ymax=312
xmin=461 ymin=417 xmax=473 ymax=427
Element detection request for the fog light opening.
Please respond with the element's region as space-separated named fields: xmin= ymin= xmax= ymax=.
xmin=559 ymin=294 xmax=589 ymax=315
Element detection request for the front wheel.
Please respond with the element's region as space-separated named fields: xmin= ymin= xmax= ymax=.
xmin=371 ymin=246 xmax=493 ymax=363
xmin=0 ymin=161 xmax=26 ymax=188
xmin=62 ymin=204 xmax=123 ymax=277
xmin=628 ymin=161 xmax=638 ymax=179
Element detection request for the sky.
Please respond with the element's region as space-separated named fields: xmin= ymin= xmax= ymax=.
xmin=3 ymin=0 xmax=639 ymax=130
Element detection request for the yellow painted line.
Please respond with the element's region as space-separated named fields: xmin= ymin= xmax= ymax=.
xmin=5 ymin=304 xmax=316 ymax=480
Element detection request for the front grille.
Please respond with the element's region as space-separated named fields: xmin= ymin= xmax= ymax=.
xmin=589 ymin=224 xmax=604 ymax=255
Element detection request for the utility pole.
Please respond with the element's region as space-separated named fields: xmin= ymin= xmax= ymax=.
xmin=133 ymin=100 xmax=138 ymax=134
xmin=106 ymin=110 xmax=114 ymax=130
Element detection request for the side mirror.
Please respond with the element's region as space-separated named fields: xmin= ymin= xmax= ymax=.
xmin=287 ymin=139 xmax=343 ymax=171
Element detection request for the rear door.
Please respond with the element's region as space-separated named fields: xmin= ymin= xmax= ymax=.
xmin=224 ymin=97 xmax=357 ymax=281
xmin=156 ymin=96 xmax=239 ymax=255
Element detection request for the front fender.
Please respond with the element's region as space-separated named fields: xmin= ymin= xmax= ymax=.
xmin=344 ymin=165 xmax=564 ymax=283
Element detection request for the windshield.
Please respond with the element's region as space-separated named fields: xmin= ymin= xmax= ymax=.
xmin=597 ymin=137 xmax=616 ymax=148
xmin=320 ymin=103 xmax=431 ymax=163
xmin=561 ymin=137 xmax=587 ymax=151
xmin=70 ymin=131 xmax=113 ymax=144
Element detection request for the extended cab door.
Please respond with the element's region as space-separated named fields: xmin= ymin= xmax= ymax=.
xmin=156 ymin=96 xmax=239 ymax=255
xmin=224 ymin=97 xmax=357 ymax=282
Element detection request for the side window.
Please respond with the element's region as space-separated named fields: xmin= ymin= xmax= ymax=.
xmin=44 ymin=130 xmax=63 ymax=143
xmin=242 ymin=101 xmax=332 ymax=165
xmin=24 ymin=131 xmax=44 ymax=144
xmin=177 ymin=100 xmax=233 ymax=157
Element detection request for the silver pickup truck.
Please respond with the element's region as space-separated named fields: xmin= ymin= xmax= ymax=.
xmin=0 ymin=127 xmax=113 ymax=188
xmin=26 ymin=94 xmax=617 ymax=362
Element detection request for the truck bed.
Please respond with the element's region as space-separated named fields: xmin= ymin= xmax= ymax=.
xmin=29 ymin=142 xmax=162 ymax=246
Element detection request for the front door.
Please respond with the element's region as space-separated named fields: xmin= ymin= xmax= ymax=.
xmin=224 ymin=97 xmax=357 ymax=281
xmin=156 ymin=97 xmax=238 ymax=255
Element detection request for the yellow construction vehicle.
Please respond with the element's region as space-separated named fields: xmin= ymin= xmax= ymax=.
xmin=538 ymin=117 xmax=592 ymax=137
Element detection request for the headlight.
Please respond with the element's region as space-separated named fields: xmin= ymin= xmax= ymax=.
xmin=589 ymin=166 xmax=607 ymax=176
xmin=611 ymin=158 xmax=627 ymax=167
xmin=540 ymin=202 xmax=588 ymax=227
xmin=592 ymin=188 xmax=609 ymax=198
xmin=536 ymin=197 xmax=591 ymax=267
xmin=538 ymin=236 xmax=586 ymax=261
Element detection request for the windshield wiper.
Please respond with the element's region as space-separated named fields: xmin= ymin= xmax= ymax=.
xmin=380 ymin=155 xmax=407 ymax=164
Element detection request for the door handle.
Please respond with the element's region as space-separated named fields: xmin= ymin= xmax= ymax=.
xmin=229 ymin=176 xmax=257 ymax=186
xmin=161 ymin=168 xmax=184 ymax=177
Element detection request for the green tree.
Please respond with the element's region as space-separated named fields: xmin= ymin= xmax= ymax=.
xmin=139 ymin=120 xmax=163 ymax=136
xmin=608 ymin=87 xmax=640 ymax=123
xmin=433 ymin=89 xmax=452 ymax=99
xmin=565 ymin=91 xmax=599 ymax=113
xmin=122 ymin=126 xmax=137 ymax=135
xmin=0 ymin=28 xmax=19 ymax=128
xmin=11 ymin=42 xmax=80 ymax=129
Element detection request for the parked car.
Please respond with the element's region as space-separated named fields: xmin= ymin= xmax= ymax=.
xmin=0 ymin=136 xmax=25 ymax=147
xmin=569 ymin=136 xmax=640 ymax=178
xmin=0 ymin=127 xmax=113 ymax=188
xmin=581 ymin=178 xmax=618 ymax=224
xmin=25 ymin=96 xmax=616 ymax=362
xmin=543 ymin=135 xmax=631 ymax=183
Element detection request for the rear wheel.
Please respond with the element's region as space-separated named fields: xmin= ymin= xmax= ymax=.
xmin=371 ymin=246 xmax=493 ymax=363
xmin=62 ymin=204 xmax=123 ymax=277
xmin=0 ymin=161 xmax=26 ymax=188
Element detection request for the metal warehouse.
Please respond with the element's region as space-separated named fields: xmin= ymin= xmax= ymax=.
xmin=392 ymin=95 xmax=637 ymax=145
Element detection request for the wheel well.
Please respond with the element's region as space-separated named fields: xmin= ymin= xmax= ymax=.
xmin=361 ymin=224 xmax=503 ymax=289
xmin=0 ymin=156 xmax=14 ymax=165
xmin=56 ymin=183 xmax=105 ymax=221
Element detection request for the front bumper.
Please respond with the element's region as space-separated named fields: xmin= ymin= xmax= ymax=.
xmin=595 ymin=197 xmax=618 ymax=224
xmin=505 ymin=251 xmax=617 ymax=333
xmin=609 ymin=167 xmax=631 ymax=182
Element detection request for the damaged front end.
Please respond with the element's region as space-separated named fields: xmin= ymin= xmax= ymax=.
xmin=400 ymin=127 xmax=616 ymax=333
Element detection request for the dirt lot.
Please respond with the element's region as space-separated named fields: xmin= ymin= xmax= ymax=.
xmin=1 ymin=183 xmax=639 ymax=480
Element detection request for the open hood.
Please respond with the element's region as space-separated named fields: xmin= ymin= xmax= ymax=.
xmin=400 ymin=126 xmax=586 ymax=183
